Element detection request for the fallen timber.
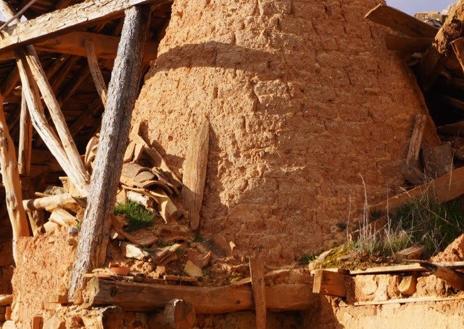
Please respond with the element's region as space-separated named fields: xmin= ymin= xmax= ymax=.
xmin=83 ymin=277 xmax=317 ymax=313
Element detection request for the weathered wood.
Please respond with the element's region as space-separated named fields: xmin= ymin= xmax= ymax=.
xmin=163 ymin=299 xmax=196 ymax=329
xmin=0 ymin=32 xmax=156 ymax=62
xmin=85 ymin=40 xmax=107 ymax=105
xmin=365 ymin=4 xmax=438 ymax=38
xmin=350 ymin=261 xmax=464 ymax=275
xmin=385 ymin=34 xmax=432 ymax=53
xmin=18 ymin=91 xmax=32 ymax=176
xmin=0 ymin=98 xmax=30 ymax=260
xmin=435 ymin=1 xmax=464 ymax=54
xmin=419 ymin=261 xmax=464 ymax=290
xmin=354 ymin=295 xmax=464 ymax=306
xmin=398 ymin=275 xmax=417 ymax=296
xmin=84 ymin=278 xmax=316 ymax=313
xmin=182 ymin=120 xmax=209 ymax=231
xmin=312 ymin=270 xmax=347 ymax=298
xmin=0 ymin=0 xmax=169 ymax=52
xmin=249 ymin=257 xmax=266 ymax=329
xmin=23 ymin=193 xmax=76 ymax=211
xmin=438 ymin=121 xmax=464 ymax=136
xmin=406 ymin=114 xmax=426 ymax=165
xmin=69 ymin=6 xmax=150 ymax=302
xmin=370 ymin=166 xmax=464 ymax=214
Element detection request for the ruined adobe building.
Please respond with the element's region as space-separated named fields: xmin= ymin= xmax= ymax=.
xmin=131 ymin=0 xmax=435 ymax=263
xmin=2 ymin=0 xmax=464 ymax=328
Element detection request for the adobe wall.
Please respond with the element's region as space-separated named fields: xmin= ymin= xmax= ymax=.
xmin=131 ymin=0 xmax=430 ymax=264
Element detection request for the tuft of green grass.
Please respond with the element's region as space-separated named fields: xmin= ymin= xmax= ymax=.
xmin=114 ymin=201 xmax=155 ymax=232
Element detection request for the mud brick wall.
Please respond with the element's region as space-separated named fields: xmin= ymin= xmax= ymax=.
xmin=132 ymin=0 xmax=428 ymax=264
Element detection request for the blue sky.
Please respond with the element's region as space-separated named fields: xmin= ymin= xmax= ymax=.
xmin=388 ymin=0 xmax=454 ymax=14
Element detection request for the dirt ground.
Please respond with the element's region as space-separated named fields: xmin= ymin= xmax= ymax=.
xmin=131 ymin=0 xmax=433 ymax=265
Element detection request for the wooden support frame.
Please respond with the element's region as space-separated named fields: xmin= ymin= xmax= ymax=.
xmin=69 ymin=5 xmax=150 ymax=302
xmin=83 ymin=278 xmax=316 ymax=313
xmin=249 ymin=258 xmax=266 ymax=329
xmin=312 ymin=270 xmax=347 ymax=298
xmin=18 ymin=90 xmax=32 ymax=176
xmin=0 ymin=0 xmax=169 ymax=52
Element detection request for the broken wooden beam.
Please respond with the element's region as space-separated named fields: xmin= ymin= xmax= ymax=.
xmin=249 ymin=258 xmax=266 ymax=329
xmin=17 ymin=91 xmax=32 ymax=176
xmin=312 ymin=270 xmax=347 ymax=298
xmin=23 ymin=193 xmax=76 ymax=211
xmin=365 ymin=4 xmax=438 ymax=38
xmin=69 ymin=5 xmax=150 ymax=302
xmin=83 ymin=278 xmax=316 ymax=313
xmin=406 ymin=114 xmax=426 ymax=165
xmin=85 ymin=40 xmax=108 ymax=105
xmin=0 ymin=0 xmax=169 ymax=52
xmin=182 ymin=120 xmax=209 ymax=231
xmin=370 ymin=166 xmax=464 ymax=214
xmin=0 ymin=32 xmax=156 ymax=62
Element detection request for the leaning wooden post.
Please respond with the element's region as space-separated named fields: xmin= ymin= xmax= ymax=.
xmin=0 ymin=96 xmax=30 ymax=261
xmin=18 ymin=90 xmax=32 ymax=176
xmin=68 ymin=5 xmax=149 ymax=302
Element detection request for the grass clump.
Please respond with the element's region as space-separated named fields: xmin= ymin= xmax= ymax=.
xmin=114 ymin=201 xmax=155 ymax=232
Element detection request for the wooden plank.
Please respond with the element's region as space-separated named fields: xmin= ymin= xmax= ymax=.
xmin=0 ymin=0 xmax=169 ymax=52
xmin=69 ymin=5 xmax=150 ymax=303
xmin=249 ymin=258 xmax=266 ymax=329
xmin=85 ymin=40 xmax=107 ymax=105
xmin=370 ymin=166 xmax=464 ymax=214
xmin=365 ymin=4 xmax=438 ymax=38
xmin=182 ymin=120 xmax=209 ymax=231
xmin=385 ymin=34 xmax=432 ymax=53
xmin=406 ymin=114 xmax=426 ymax=165
xmin=83 ymin=278 xmax=316 ymax=313
xmin=17 ymin=90 xmax=32 ymax=176
xmin=0 ymin=32 xmax=156 ymax=62
xmin=418 ymin=261 xmax=464 ymax=290
xmin=354 ymin=295 xmax=464 ymax=306
xmin=350 ymin=261 xmax=464 ymax=275
xmin=0 ymin=97 xmax=30 ymax=261
xmin=312 ymin=270 xmax=347 ymax=298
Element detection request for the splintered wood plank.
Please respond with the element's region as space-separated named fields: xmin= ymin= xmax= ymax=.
xmin=182 ymin=120 xmax=209 ymax=231
xmin=0 ymin=98 xmax=30 ymax=257
xmin=85 ymin=40 xmax=108 ymax=105
xmin=0 ymin=32 xmax=156 ymax=61
xmin=0 ymin=0 xmax=168 ymax=52
xmin=83 ymin=278 xmax=316 ymax=313
xmin=370 ymin=166 xmax=464 ymax=214
xmin=18 ymin=91 xmax=32 ymax=176
xmin=69 ymin=5 xmax=150 ymax=303
xmin=312 ymin=270 xmax=347 ymax=297
xmin=406 ymin=114 xmax=426 ymax=165
xmin=249 ymin=258 xmax=266 ymax=329
xmin=365 ymin=4 xmax=438 ymax=38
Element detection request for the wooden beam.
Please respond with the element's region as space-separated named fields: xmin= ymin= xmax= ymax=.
xmin=370 ymin=166 xmax=464 ymax=214
xmin=17 ymin=91 xmax=32 ymax=176
xmin=365 ymin=4 xmax=438 ymax=38
xmin=385 ymin=34 xmax=432 ymax=53
xmin=438 ymin=121 xmax=464 ymax=136
xmin=85 ymin=40 xmax=107 ymax=105
xmin=83 ymin=278 xmax=316 ymax=313
xmin=418 ymin=261 xmax=464 ymax=290
xmin=69 ymin=5 xmax=150 ymax=302
xmin=0 ymin=32 xmax=156 ymax=62
xmin=0 ymin=0 xmax=169 ymax=52
xmin=0 ymin=97 xmax=30 ymax=261
xmin=182 ymin=119 xmax=209 ymax=231
xmin=312 ymin=270 xmax=347 ymax=298
xmin=249 ymin=258 xmax=266 ymax=329
xmin=406 ymin=114 xmax=426 ymax=165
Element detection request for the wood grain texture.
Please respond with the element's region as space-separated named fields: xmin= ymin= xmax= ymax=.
xmin=84 ymin=278 xmax=316 ymax=313
xmin=69 ymin=6 xmax=150 ymax=302
xmin=18 ymin=91 xmax=32 ymax=176
xmin=0 ymin=0 xmax=169 ymax=52
xmin=85 ymin=40 xmax=108 ymax=105
xmin=182 ymin=120 xmax=209 ymax=231
xmin=249 ymin=257 xmax=266 ymax=329
xmin=406 ymin=114 xmax=426 ymax=165
xmin=312 ymin=270 xmax=347 ymax=297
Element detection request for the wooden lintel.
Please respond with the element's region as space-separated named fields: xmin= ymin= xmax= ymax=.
xmin=83 ymin=278 xmax=316 ymax=313
xmin=365 ymin=4 xmax=438 ymax=38
xmin=0 ymin=32 xmax=156 ymax=62
xmin=312 ymin=270 xmax=347 ymax=298
xmin=0 ymin=0 xmax=170 ymax=53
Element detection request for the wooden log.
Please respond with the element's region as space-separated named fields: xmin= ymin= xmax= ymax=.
xmin=249 ymin=257 xmax=266 ymax=329
xmin=83 ymin=278 xmax=316 ymax=313
xmin=435 ymin=1 xmax=464 ymax=54
xmin=312 ymin=270 xmax=347 ymax=298
xmin=182 ymin=120 xmax=209 ymax=231
xmin=18 ymin=90 xmax=32 ymax=176
xmin=163 ymin=299 xmax=196 ymax=329
xmin=23 ymin=193 xmax=76 ymax=211
xmin=85 ymin=40 xmax=107 ymax=105
xmin=370 ymin=166 xmax=464 ymax=214
xmin=365 ymin=4 xmax=438 ymax=38
xmin=0 ymin=98 xmax=30 ymax=260
xmin=406 ymin=114 xmax=426 ymax=165
xmin=69 ymin=6 xmax=150 ymax=302
xmin=0 ymin=0 xmax=169 ymax=52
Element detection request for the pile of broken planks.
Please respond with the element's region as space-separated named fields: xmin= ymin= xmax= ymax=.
xmin=312 ymin=260 xmax=464 ymax=306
